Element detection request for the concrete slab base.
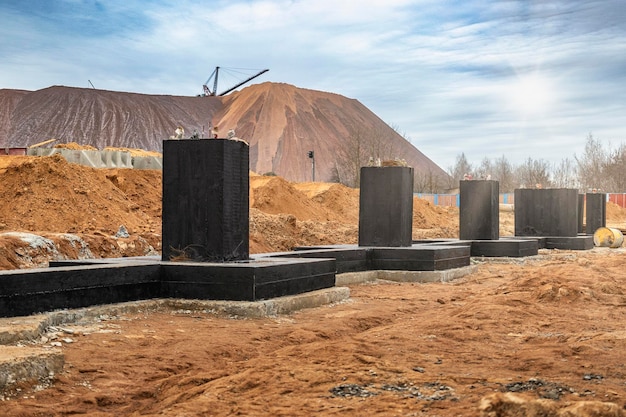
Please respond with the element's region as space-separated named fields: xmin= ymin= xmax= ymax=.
xmin=469 ymin=239 xmax=538 ymax=257
xmin=262 ymin=248 xmax=368 ymax=274
xmin=288 ymin=244 xmax=472 ymax=272
xmin=507 ymin=236 xmax=548 ymax=249
xmin=336 ymin=265 xmax=477 ymax=285
xmin=0 ymin=346 xmax=64 ymax=390
xmin=544 ymin=235 xmax=594 ymax=250
xmin=509 ymin=235 xmax=594 ymax=250
xmin=369 ymin=245 xmax=471 ymax=270
xmin=3 ymin=256 xmax=338 ymax=318
xmin=0 ymin=315 xmax=50 ymax=345
xmin=160 ymin=257 xmax=337 ymax=301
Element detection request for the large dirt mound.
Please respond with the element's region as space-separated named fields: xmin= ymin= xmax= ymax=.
xmin=0 ymin=155 xmax=162 ymax=269
xmin=250 ymin=176 xmax=340 ymax=222
xmin=1 ymin=83 xmax=447 ymax=183
xmin=249 ymin=208 xmax=358 ymax=253
xmin=294 ymin=182 xmax=360 ymax=224
xmin=0 ymin=154 xmax=159 ymax=235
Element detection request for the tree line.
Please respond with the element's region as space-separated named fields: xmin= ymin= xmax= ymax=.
xmin=417 ymin=134 xmax=626 ymax=193
xmin=329 ymin=126 xmax=625 ymax=194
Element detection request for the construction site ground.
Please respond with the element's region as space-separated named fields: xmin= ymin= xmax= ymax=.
xmin=1 ymin=154 xmax=626 ymax=416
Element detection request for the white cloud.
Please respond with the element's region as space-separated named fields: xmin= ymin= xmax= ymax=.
xmin=1 ymin=0 xmax=626 ymax=169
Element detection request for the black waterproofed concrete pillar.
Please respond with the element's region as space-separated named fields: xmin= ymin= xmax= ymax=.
xmin=162 ymin=139 xmax=249 ymax=262
xmin=577 ymin=194 xmax=584 ymax=234
xmin=459 ymin=180 xmax=499 ymax=240
xmin=585 ymin=193 xmax=606 ymax=235
xmin=514 ymin=188 xmax=578 ymax=237
xmin=358 ymin=166 xmax=414 ymax=247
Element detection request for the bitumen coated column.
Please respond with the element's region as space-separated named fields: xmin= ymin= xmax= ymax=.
xmin=162 ymin=139 xmax=249 ymax=262
xmin=459 ymin=180 xmax=499 ymax=240
xmin=578 ymin=194 xmax=584 ymax=234
xmin=585 ymin=193 xmax=606 ymax=235
xmin=514 ymin=188 xmax=579 ymax=237
xmin=358 ymin=166 xmax=414 ymax=247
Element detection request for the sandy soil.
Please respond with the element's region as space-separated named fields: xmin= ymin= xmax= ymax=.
xmin=1 ymin=154 xmax=626 ymax=416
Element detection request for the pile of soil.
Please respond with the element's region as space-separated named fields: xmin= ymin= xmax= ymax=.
xmin=606 ymin=202 xmax=626 ymax=229
xmin=0 ymin=155 xmax=163 ymax=269
xmin=248 ymin=175 xmax=458 ymax=252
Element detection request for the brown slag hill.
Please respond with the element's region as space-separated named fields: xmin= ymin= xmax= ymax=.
xmin=0 ymin=83 xmax=447 ymax=183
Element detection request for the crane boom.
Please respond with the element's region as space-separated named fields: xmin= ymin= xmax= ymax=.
xmin=218 ymin=69 xmax=269 ymax=96
xmin=201 ymin=67 xmax=268 ymax=96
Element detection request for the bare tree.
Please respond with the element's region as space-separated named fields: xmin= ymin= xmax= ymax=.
xmin=414 ymin=168 xmax=446 ymax=193
xmin=515 ymin=157 xmax=552 ymax=188
xmin=603 ymin=143 xmax=626 ymax=192
xmin=492 ymin=155 xmax=515 ymax=192
xmin=335 ymin=123 xmax=400 ymax=187
xmin=328 ymin=163 xmax=343 ymax=184
xmin=575 ymin=134 xmax=608 ymax=191
xmin=339 ymin=126 xmax=366 ymax=187
xmin=552 ymin=157 xmax=578 ymax=189
xmin=474 ymin=157 xmax=493 ymax=180
xmin=447 ymin=153 xmax=472 ymax=188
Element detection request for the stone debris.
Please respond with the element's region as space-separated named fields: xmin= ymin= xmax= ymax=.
xmin=330 ymin=384 xmax=378 ymax=398
xmin=502 ymin=378 xmax=574 ymax=400
xmin=330 ymin=381 xmax=457 ymax=401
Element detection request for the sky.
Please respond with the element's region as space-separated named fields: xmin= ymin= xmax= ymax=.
xmin=1 ymin=0 xmax=626 ymax=171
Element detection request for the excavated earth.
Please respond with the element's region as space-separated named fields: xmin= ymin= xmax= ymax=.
xmin=1 ymin=154 xmax=626 ymax=416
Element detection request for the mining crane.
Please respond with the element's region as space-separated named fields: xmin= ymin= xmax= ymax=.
xmin=202 ymin=67 xmax=269 ymax=96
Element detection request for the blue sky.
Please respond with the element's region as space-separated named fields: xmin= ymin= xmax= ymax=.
xmin=1 ymin=0 xmax=625 ymax=171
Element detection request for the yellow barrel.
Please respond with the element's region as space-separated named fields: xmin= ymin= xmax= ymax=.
xmin=593 ymin=227 xmax=624 ymax=248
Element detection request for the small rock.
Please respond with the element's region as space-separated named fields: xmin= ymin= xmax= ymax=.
xmin=115 ymin=225 xmax=130 ymax=238
xmin=50 ymin=341 xmax=62 ymax=347
xmin=62 ymin=338 xmax=74 ymax=344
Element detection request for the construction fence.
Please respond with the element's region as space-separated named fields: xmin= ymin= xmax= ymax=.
xmin=415 ymin=193 xmax=626 ymax=209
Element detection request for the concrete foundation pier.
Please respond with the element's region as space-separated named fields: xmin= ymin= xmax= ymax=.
xmin=585 ymin=193 xmax=606 ymax=235
xmin=358 ymin=166 xmax=414 ymax=247
xmin=162 ymin=139 xmax=250 ymax=262
xmin=514 ymin=188 xmax=579 ymax=237
xmin=578 ymin=194 xmax=585 ymax=234
xmin=459 ymin=180 xmax=499 ymax=240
